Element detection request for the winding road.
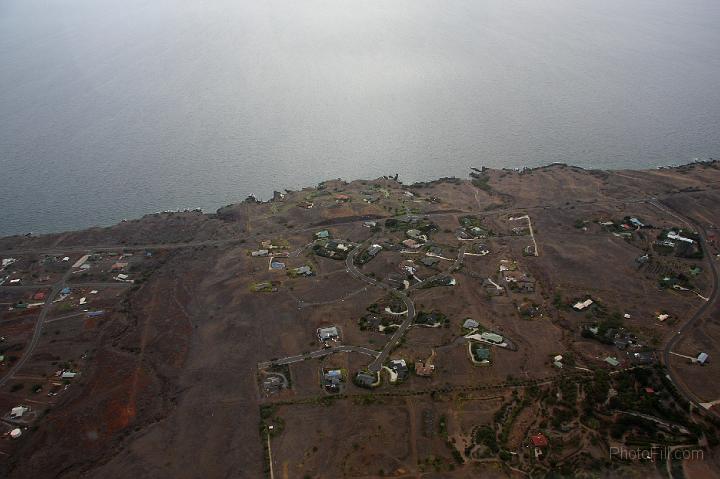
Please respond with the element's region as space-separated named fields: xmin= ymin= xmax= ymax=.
xmin=346 ymin=241 xmax=467 ymax=372
xmin=346 ymin=243 xmax=416 ymax=372
xmin=650 ymin=199 xmax=720 ymax=416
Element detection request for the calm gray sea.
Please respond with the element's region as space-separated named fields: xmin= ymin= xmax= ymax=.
xmin=1 ymin=0 xmax=719 ymax=236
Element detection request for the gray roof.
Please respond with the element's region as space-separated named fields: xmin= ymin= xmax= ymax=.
xmin=463 ymin=319 xmax=479 ymax=329
xmin=421 ymin=257 xmax=439 ymax=267
xmin=318 ymin=326 xmax=339 ymax=340
xmin=355 ymin=372 xmax=376 ymax=386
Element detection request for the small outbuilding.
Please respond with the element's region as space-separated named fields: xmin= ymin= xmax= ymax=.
xmin=573 ymin=299 xmax=594 ymax=311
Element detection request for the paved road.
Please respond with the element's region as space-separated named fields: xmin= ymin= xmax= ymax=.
xmin=652 ymin=199 xmax=720 ymax=417
xmin=615 ymin=410 xmax=691 ymax=435
xmin=0 ymin=281 xmax=132 ymax=292
xmin=0 ymin=191 xmax=672 ymax=257
xmin=0 ymin=266 xmax=75 ymax=388
xmin=0 ymin=238 xmax=245 ymax=256
xmin=345 ymin=243 xmax=417 ymax=372
xmin=257 ymin=344 xmax=380 ymax=369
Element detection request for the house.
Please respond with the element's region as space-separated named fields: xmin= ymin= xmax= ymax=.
xmin=530 ymin=433 xmax=549 ymax=448
xmin=421 ymin=257 xmax=440 ymax=268
xmin=115 ymin=274 xmax=129 ymax=281
xmin=553 ymin=361 xmax=563 ymax=368
xmin=463 ymin=318 xmax=479 ymax=329
xmin=263 ymin=376 xmax=282 ymax=393
xmin=472 ymin=345 xmax=491 ymax=364
xmin=470 ymin=243 xmax=490 ymax=255
xmin=667 ymin=231 xmax=695 ymax=244
xmin=367 ymin=244 xmax=382 ymax=257
xmin=516 ymin=280 xmax=535 ymax=293
xmin=33 ymin=291 xmax=46 ymax=301
xmin=406 ymin=229 xmax=426 ymax=241
xmin=61 ymin=287 xmax=71 ymax=295
xmin=1 ymin=258 xmax=17 ymax=269
xmin=697 ymin=352 xmax=708 ymax=365
xmin=402 ymin=239 xmax=420 ymax=249
xmin=483 ymin=278 xmax=504 ymax=296
xmin=111 ymin=262 xmax=128 ymax=271
xmin=270 ymin=261 xmax=286 ymax=270
xmin=61 ymin=371 xmax=77 ymax=379
xmin=426 ymin=246 xmax=443 ymax=255
xmin=481 ymin=332 xmax=503 ymax=344
xmin=657 ymin=313 xmax=669 ymax=322
xmin=644 ymin=387 xmax=655 ymax=395
xmin=614 ymin=338 xmax=630 ymax=349
xmin=656 ymin=239 xmax=676 ymax=248
xmin=415 ymin=360 xmax=435 ymax=377
xmin=334 ymin=194 xmax=351 ymax=202
xmin=317 ymin=326 xmax=339 ymax=342
xmin=363 ymin=221 xmax=377 ymax=228
xmin=324 ymin=240 xmax=349 ymax=252
xmin=251 ymin=249 xmax=269 ymax=257
xmin=389 ymin=359 xmax=410 ymax=381
xmin=629 ymin=217 xmax=645 ymax=228
xmin=605 ymin=357 xmax=620 ymax=367
xmin=315 ymin=230 xmax=330 ymax=239
xmin=10 ymin=428 xmax=21 ymax=439
xmin=469 ymin=226 xmax=487 ymax=237
xmin=260 ymin=240 xmax=277 ymax=249
xmin=355 ymin=372 xmax=377 ymax=388
xmin=573 ymin=299 xmax=594 ymax=311
xmin=293 ymin=266 xmax=313 ymax=276
xmin=10 ymin=406 xmax=28 ymax=418
xmin=323 ymin=369 xmax=343 ymax=392
xmin=498 ymin=260 xmax=516 ymax=272
xmin=632 ymin=351 xmax=655 ymax=364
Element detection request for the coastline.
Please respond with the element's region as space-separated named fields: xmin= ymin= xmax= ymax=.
xmin=2 ymin=158 xmax=717 ymax=240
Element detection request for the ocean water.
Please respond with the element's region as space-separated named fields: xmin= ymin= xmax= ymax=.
xmin=1 ymin=0 xmax=719 ymax=236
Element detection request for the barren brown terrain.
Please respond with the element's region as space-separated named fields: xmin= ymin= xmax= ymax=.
xmin=1 ymin=162 xmax=720 ymax=478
